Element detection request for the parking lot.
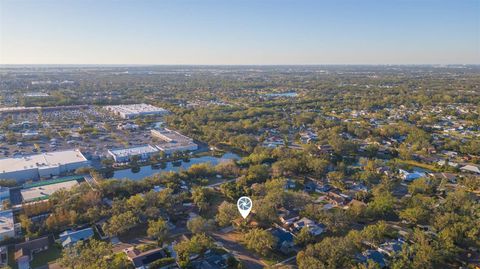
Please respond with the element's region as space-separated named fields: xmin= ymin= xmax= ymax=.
xmin=0 ymin=106 xmax=162 ymax=159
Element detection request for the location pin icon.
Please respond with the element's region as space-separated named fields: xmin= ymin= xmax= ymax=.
xmin=237 ymin=196 xmax=253 ymax=219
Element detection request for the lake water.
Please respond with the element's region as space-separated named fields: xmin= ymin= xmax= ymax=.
xmin=110 ymin=152 xmax=240 ymax=180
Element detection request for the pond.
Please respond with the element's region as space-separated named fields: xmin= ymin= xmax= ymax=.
xmin=108 ymin=152 xmax=240 ymax=180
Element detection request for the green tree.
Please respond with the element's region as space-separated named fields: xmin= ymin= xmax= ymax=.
xmin=243 ymin=228 xmax=276 ymax=256
xmin=187 ymin=216 xmax=215 ymax=234
xmin=307 ymin=158 xmax=329 ymax=177
xmin=391 ymin=230 xmax=444 ymax=269
xmin=215 ymin=201 xmax=239 ymax=227
xmin=147 ymin=218 xmax=168 ymax=244
xmin=246 ymin=164 xmax=270 ymax=184
xmin=297 ymin=236 xmax=355 ymax=269
xmin=367 ymin=189 xmax=396 ymax=219
xmin=126 ymin=194 xmax=146 ymax=214
xmin=399 ymin=194 xmax=434 ymax=225
xmin=60 ymin=239 xmax=113 ymax=269
xmin=104 ymin=211 xmax=138 ymax=236
xmin=191 ymin=187 xmax=210 ymax=212
xmin=174 ymin=233 xmax=214 ymax=268
xmin=19 ymin=214 xmax=35 ymax=238
xmin=254 ymin=199 xmax=277 ymax=227
xmin=295 ymin=227 xmax=314 ymax=246
xmin=407 ymin=178 xmax=434 ymax=195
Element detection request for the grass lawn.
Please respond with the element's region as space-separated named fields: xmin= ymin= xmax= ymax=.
xmin=261 ymin=252 xmax=288 ymax=266
xmin=201 ymin=190 xmax=226 ymax=219
xmin=397 ymin=159 xmax=440 ymax=172
xmin=30 ymin=244 xmax=62 ymax=268
xmin=203 ymin=176 xmax=230 ymax=186
xmin=118 ymin=223 xmax=148 ymax=242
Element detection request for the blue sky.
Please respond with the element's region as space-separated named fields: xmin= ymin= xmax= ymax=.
xmin=0 ymin=0 xmax=479 ymax=64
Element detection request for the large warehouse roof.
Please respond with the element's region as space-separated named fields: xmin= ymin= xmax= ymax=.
xmin=104 ymin=103 xmax=168 ymax=118
xmin=21 ymin=179 xmax=79 ymax=202
xmin=0 ymin=150 xmax=87 ymax=174
xmin=108 ymin=145 xmax=159 ymax=158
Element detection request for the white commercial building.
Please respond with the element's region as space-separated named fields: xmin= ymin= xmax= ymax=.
xmin=152 ymin=128 xmax=198 ymax=154
xmin=0 ymin=150 xmax=89 ymax=182
xmin=21 ymin=180 xmax=79 ymax=203
xmin=0 ymin=210 xmax=15 ymax=241
xmin=104 ymin=103 xmax=168 ymax=119
xmin=108 ymin=145 xmax=159 ymax=163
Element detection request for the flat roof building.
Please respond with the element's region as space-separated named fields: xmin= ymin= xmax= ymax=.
xmin=152 ymin=128 xmax=198 ymax=154
xmin=108 ymin=144 xmax=159 ymax=163
xmin=104 ymin=103 xmax=168 ymax=119
xmin=0 ymin=149 xmax=89 ymax=182
xmin=21 ymin=179 xmax=79 ymax=203
xmin=0 ymin=210 xmax=15 ymax=241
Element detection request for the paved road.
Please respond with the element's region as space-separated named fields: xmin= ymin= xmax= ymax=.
xmin=272 ymin=255 xmax=297 ymax=267
xmin=211 ymin=231 xmax=267 ymax=269
xmin=205 ymin=178 xmax=237 ymax=189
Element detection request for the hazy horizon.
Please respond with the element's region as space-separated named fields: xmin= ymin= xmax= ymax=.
xmin=1 ymin=0 xmax=479 ymax=65
xmin=0 ymin=63 xmax=480 ymax=67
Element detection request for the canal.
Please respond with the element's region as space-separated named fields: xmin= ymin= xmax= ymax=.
xmin=108 ymin=152 xmax=240 ymax=180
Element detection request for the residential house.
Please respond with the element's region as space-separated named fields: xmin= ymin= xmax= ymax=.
xmin=326 ymin=191 xmax=350 ymax=207
xmin=278 ymin=208 xmax=300 ymax=226
xmin=399 ymin=169 xmax=425 ymax=182
xmin=356 ymin=250 xmax=387 ymax=268
xmin=117 ymin=123 xmax=139 ymax=131
xmin=377 ymin=239 xmax=404 ymax=258
xmin=347 ymin=199 xmax=367 ymax=209
xmin=350 ymin=183 xmax=369 ymax=193
xmin=442 ymin=151 xmax=458 ymax=158
xmin=377 ymin=166 xmax=392 ymax=177
xmin=124 ymin=246 xmax=169 ymax=269
xmin=315 ymin=183 xmax=332 ymax=193
xmin=15 ymin=235 xmax=54 ymax=269
xmin=437 ymin=159 xmax=459 ymax=168
xmin=299 ymin=131 xmax=317 ymax=144
xmin=292 ymin=217 xmax=325 ymax=236
xmin=270 ymin=228 xmax=295 ymax=255
xmin=284 ymin=178 xmax=296 ymax=190
xmin=190 ymin=250 xmax=231 ymax=269
xmin=317 ymin=144 xmax=334 ymax=155
xmin=431 ymin=172 xmax=457 ymax=183
xmin=58 ymin=227 xmax=94 ymax=248
xmin=262 ymin=136 xmax=284 ymax=148
xmin=460 ymin=165 xmax=480 ymax=174
xmin=303 ymin=181 xmax=317 ymax=193
xmin=153 ymin=185 xmax=166 ymax=193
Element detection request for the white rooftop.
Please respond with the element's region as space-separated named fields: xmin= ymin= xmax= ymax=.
xmin=460 ymin=165 xmax=480 ymax=174
xmin=0 ymin=150 xmax=87 ymax=174
xmin=21 ymin=180 xmax=79 ymax=202
xmin=105 ymin=103 xmax=168 ymax=115
xmin=108 ymin=145 xmax=158 ymax=158
xmin=0 ymin=210 xmax=14 ymax=233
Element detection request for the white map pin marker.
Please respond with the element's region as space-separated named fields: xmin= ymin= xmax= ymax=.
xmin=237 ymin=196 xmax=253 ymax=219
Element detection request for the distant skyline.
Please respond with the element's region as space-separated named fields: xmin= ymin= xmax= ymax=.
xmin=1 ymin=0 xmax=479 ymax=65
